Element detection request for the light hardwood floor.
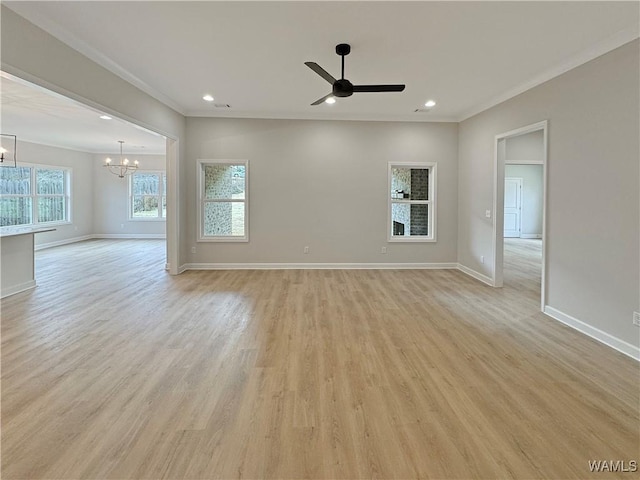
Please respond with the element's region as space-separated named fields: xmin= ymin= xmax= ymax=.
xmin=1 ymin=239 xmax=638 ymax=479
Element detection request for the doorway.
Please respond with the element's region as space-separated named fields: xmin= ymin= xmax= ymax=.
xmin=0 ymin=71 xmax=177 ymax=276
xmin=493 ymin=121 xmax=547 ymax=310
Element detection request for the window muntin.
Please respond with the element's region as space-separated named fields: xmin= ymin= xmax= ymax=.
xmin=388 ymin=163 xmax=436 ymax=242
xmin=130 ymin=171 xmax=166 ymax=220
xmin=36 ymin=168 xmax=67 ymax=223
xmin=198 ymin=160 xmax=248 ymax=241
xmin=0 ymin=165 xmax=70 ymax=227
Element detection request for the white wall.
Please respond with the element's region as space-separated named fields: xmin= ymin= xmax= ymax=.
xmin=185 ymin=118 xmax=458 ymax=265
xmin=93 ymin=154 xmax=166 ymax=236
xmin=458 ymin=39 xmax=639 ymax=348
xmin=505 ymin=164 xmax=543 ymax=237
xmin=12 ymin=141 xmax=94 ymax=247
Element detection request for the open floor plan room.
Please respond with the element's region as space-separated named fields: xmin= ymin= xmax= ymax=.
xmin=1 ymin=2 xmax=638 ymax=479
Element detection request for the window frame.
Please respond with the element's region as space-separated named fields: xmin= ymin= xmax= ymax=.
xmin=387 ymin=162 xmax=437 ymax=243
xmin=0 ymin=163 xmax=72 ymax=229
xmin=197 ymin=159 xmax=249 ymax=242
xmin=128 ymin=171 xmax=166 ymax=221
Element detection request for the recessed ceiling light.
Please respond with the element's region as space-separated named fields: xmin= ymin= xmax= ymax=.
xmin=424 ymin=100 xmax=436 ymax=108
xmin=99 ymin=115 xmax=112 ymax=120
xmin=325 ymin=96 xmax=336 ymax=104
xmin=203 ymin=94 xmax=214 ymax=102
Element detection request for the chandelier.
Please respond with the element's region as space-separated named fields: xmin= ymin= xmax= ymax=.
xmin=104 ymin=140 xmax=139 ymax=178
xmin=0 ymin=134 xmax=17 ymax=167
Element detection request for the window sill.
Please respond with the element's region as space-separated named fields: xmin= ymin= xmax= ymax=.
xmin=1 ymin=221 xmax=72 ymax=230
xmin=198 ymin=236 xmax=249 ymax=243
xmin=388 ymin=236 xmax=436 ymax=243
xmin=128 ymin=218 xmax=167 ymax=222
xmin=41 ymin=221 xmax=72 ymax=227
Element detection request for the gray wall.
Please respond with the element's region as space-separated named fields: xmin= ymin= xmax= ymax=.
xmin=458 ymin=39 xmax=639 ymax=346
xmin=505 ymin=164 xmax=543 ymax=237
xmin=505 ymin=130 xmax=544 ymax=162
xmin=14 ymin=141 xmax=94 ymax=247
xmin=186 ymin=118 xmax=458 ymax=264
xmin=93 ymin=154 xmax=166 ymax=236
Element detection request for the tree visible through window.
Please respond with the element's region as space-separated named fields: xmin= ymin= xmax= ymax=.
xmin=37 ymin=168 xmax=66 ymax=223
xmin=198 ymin=160 xmax=248 ymax=241
xmin=0 ymin=165 xmax=70 ymax=227
xmin=130 ymin=172 xmax=166 ymax=219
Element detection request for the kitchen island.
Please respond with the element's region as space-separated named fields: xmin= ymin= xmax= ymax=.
xmin=1 ymin=227 xmax=55 ymax=298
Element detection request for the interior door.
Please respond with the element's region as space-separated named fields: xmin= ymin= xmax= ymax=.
xmin=504 ymin=177 xmax=522 ymax=237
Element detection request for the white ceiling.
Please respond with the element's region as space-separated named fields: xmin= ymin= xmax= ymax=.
xmin=0 ymin=74 xmax=166 ymax=154
xmin=3 ymin=1 xmax=640 ymax=124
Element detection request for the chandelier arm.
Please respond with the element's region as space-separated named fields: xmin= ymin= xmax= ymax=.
xmin=104 ymin=141 xmax=139 ymax=178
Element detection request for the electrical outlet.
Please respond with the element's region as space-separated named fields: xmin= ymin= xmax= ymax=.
xmin=633 ymin=312 xmax=640 ymax=327
xmin=303 ymin=246 xmax=309 ymax=254
xmin=381 ymin=246 xmax=387 ymax=254
xmin=191 ymin=246 xmax=196 ymax=254
xmin=480 ymin=255 xmax=484 ymax=264
xmin=120 ymin=223 xmax=125 ymax=229
xmin=485 ymin=210 xmax=491 ymax=218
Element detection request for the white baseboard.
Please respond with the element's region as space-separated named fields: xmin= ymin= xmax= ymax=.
xmin=35 ymin=234 xmax=94 ymax=251
xmin=36 ymin=234 xmax=165 ymax=250
xmin=544 ymin=306 xmax=640 ymax=361
xmin=456 ymin=263 xmax=494 ymax=286
xmin=520 ymin=234 xmax=542 ymax=239
xmin=181 ymin=262 xmax=459 ymax=271
xmin=93 ymin=234 xmax=166 ymax=239
xmin=178 ymin=264 xmax=189 ymax=274
xmin=1 ymin=280 xmax=36 ymax=299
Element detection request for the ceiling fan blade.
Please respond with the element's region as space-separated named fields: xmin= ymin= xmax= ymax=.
xmin=305 ymin=62 xmax=337 ymax=85
xmin=353 ymin=84 xmax=406 ymax=93
xmin=311 ymin=93 xmax=334 ymax=106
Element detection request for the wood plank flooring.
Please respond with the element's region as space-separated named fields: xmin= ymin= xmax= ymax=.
xmin=1 ymin=239 xmax=638 ymax=479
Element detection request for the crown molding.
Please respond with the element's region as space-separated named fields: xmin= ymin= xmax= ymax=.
xmin=6 ymin=4 xmax=638 ymax=125
xmin=185 ymin=109 xmax=459 ymax=123
xmin=4 ymin=3 xmax=186 ymax=116
xmin=458 ymin=26 xmax=640 ymax=122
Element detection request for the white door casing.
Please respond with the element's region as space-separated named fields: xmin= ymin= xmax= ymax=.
xmin=492 ymin=119 xmax=547 ymax=312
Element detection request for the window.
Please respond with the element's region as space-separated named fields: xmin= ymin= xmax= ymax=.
xmin=198 ymin=160 xmax=248 ymax=241
xmin=0 ymin=165 xmax=71 ymax=227
xmin=388 ymin=162 xmax=436 ymax=241
xmin=130 ymin=171 xmax=166 ymax=220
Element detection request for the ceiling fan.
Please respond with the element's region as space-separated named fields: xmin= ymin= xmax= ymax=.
xmin=305 ymin=43 xmax=406 ymax=105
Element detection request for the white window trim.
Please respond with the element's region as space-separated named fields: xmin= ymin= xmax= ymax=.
xmin=0 ymin=162 xmax=72 ymax=230
xmin=128 ymin=170 xmax=166 ymax=222
xmin=197 ymin=159 xmax=249 ymax=242
xmin=387 ymin=162 xmax=437 ymax=243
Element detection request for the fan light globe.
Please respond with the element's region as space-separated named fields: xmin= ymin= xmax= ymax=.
xmin=325 ymin=97 xmax=336 ymax=104
xmin=424 ymin=100 xmax=436 ymax=108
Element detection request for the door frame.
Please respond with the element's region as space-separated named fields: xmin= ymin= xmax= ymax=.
xmin=504 ymin=177 xmax=523 ymax=238
xmin=492 ymin=120 xmax=548 ymax=310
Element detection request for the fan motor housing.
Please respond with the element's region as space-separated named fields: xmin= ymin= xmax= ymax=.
xmin=335 ymin=43 xmax=351 ymax=56
xmin=333 ymin=79 xmax=354 ymax=97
